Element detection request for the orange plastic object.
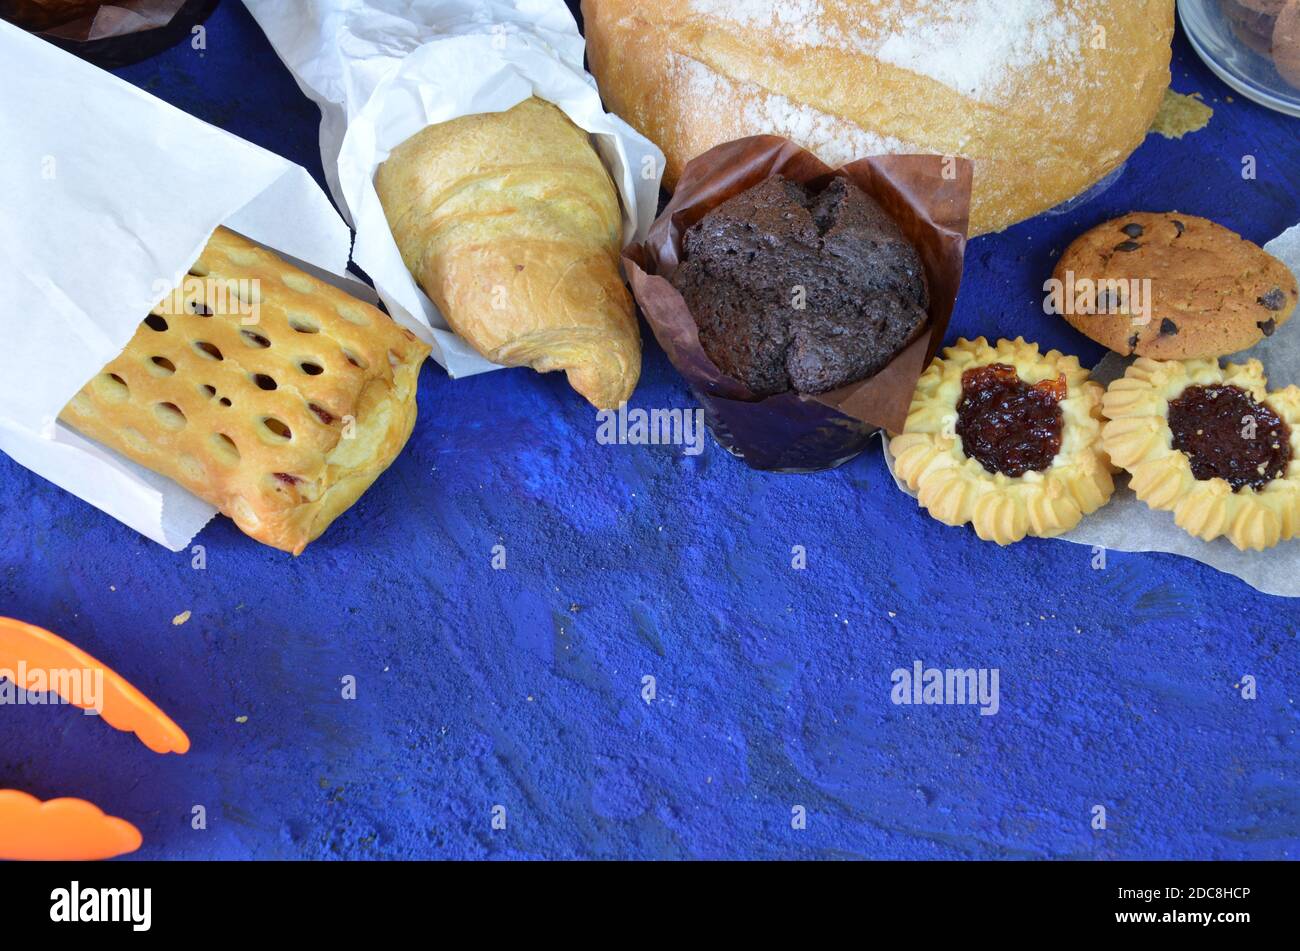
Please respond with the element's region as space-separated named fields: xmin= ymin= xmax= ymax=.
xmin=0 ymin=617 xmax=189 ymax=754
xmin=0 ymin=790 xmax=142 ymax=860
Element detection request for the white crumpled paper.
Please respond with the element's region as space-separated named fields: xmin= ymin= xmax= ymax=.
xmin=885 ymin=225 xmax=1300 ymax=598
xmin=0 ymin=19 xmax=370 ymax=551
xmin=243 ymin=0 xmax=665 ymax=377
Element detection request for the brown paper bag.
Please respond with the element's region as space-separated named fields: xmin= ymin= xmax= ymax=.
xmin=0 ymin=0 xmax=213 ymax=67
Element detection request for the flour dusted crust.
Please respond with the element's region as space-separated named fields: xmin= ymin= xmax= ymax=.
xmin=582 ymin=0 xmax=1174 ymax=235
xmin=890 ymin=338 xmax=1114 ymax=545
xmin=60 ymin=227 xmax=430 ymax=555
xmin=1101 ymin=358 xmax=1300 ymax=551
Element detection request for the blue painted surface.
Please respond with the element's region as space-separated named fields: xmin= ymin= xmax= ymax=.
xmin=1 ymin=2 xmax=1299 ymax=860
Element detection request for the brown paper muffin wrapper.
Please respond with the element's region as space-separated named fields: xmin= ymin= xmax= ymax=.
xmin=624 ymin=136 xmax=972 ymax=472
xmin=1 ymin=0 xmax=216 ymax=67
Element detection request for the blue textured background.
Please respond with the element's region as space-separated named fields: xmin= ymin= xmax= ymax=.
xmin=1 ymin=2 xmax=1298 ymax=860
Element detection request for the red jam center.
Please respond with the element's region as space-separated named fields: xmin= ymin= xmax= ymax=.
xmin=1166 ymin=384 xmax=1291 ymax=492
xmin=956 ymin=364 xmax=1066 ymax=477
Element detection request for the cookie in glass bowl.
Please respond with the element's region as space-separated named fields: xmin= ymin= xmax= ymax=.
xmin=889 ymin=338 xmax=1115 ymax=545
xmin=1102 ymin=357 xmax=1300 ymax=551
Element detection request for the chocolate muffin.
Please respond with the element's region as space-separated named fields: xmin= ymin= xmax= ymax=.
xmin=671 ymin=175 xmax=929 ymax=396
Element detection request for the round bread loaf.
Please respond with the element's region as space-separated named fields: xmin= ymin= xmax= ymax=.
xmin=582 ymin=0 xmax=1175 ymax=235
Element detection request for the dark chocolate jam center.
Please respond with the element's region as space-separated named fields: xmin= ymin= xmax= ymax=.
xmin=1166 ymin=384 xmax=1291 ymax=492
xmin=956 ymin=364 xmax=1065 ymax=477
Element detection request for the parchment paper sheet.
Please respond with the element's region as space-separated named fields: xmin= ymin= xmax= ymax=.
xmin=243 ymin=0 xmax=665 ymax=378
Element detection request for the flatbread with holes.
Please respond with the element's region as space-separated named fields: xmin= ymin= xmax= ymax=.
xmin=60 ymin=227 xmax=429 ymax=554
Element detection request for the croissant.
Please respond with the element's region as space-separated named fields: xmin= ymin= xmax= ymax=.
xmin=374 ymin=97 xmax=640 ymax=409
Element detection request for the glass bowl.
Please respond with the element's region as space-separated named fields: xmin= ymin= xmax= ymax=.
xmin=1179 ymin=0 xmax=1300 ymax=117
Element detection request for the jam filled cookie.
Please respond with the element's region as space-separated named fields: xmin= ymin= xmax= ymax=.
xmin=1051 ymin=213 xmax=1297 ymax=360
xmin=1102 ymin=359 xmax=1300 ymax=551
xmin=890 ymin=338 xmax=1115 ymax=545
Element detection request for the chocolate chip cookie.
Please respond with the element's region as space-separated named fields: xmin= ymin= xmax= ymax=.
xmin=1220 ymin=0 xmax=1279 ymax=54
xmin=1051 ymin=212 xmax=1297 ymax=360
xmin=1231 ymin=0 xmax=1286 ymax=18
xmin=1276 ymin=1 xmax=1300 ymax=89
xmin=1217 ymin=0 xmax=1300 ymax=87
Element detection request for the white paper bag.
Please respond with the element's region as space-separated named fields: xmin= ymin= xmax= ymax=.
xmin=242 ymin=0 xmax=665 ymax=378
xmin=0 ymin=19 xmax=371 ymax=551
